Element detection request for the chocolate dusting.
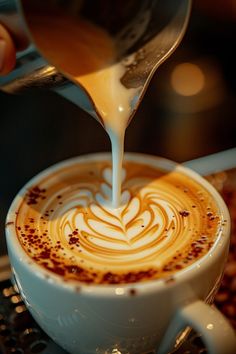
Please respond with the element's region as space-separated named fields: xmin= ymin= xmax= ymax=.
xmin=101 ymin=269 xmax=158 ymax=284
xmin=26 ymin=186 xmax=47 ymax=205
xmin=5 ymin=221 xmax=14 ymax=227
xmin=179 ymin=210 xmax=190 ymax=217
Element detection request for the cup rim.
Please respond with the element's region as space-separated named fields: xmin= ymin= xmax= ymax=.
xmin=5 ymin=152 xmax=230 ymax=298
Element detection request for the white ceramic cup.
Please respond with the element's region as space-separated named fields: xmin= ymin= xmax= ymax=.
xmin=5 ymin=153 xmax=236 ymax=354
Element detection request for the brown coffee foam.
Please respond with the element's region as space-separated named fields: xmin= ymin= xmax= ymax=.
xmin=15 ymin=160 xmax=221 ymax=284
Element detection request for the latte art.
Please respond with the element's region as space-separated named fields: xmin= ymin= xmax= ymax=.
xmin=15 ymin=156 xmax=221 ymax=284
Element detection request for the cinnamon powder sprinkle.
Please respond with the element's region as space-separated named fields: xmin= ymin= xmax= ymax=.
xmin=179 ymin=210 xmax=190 ymax=217
xmin=26 ymin=186 xmax=47 ymax=205
xmin=5 ymin=221 xmax=14 ymax=227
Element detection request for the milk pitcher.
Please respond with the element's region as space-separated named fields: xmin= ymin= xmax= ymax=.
xmin=0 ymin=0 xmax=97 ymax=117
xmin=0 ymin=0 xmax=191 ymax=120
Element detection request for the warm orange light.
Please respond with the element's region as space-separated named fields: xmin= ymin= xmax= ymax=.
xmin=171 ymin=63 xmax=205 ymax=96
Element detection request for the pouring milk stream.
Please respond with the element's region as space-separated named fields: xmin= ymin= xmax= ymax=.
xmin=25 ymin=13 xmax=139 ymax=208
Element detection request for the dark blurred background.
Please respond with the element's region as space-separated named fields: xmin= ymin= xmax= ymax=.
xmin=0 ymin=1 xmax=236 ymax=254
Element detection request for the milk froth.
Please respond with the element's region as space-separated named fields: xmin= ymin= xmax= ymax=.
xmin=14 ymin=155 xmax=221 ymax=284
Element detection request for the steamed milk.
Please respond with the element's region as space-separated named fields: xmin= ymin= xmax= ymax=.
xmin=14 ymin=13 xmax=222 ymax=284
xmin=26 ymin=13 xmax=138 ymax=208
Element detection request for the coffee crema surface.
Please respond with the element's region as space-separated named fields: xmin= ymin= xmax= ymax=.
xmin=14 ymin=157 xmax=221 ymax=284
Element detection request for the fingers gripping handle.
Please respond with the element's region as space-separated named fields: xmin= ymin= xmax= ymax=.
xmin=157 ymin=300 xmax=236 ymax=354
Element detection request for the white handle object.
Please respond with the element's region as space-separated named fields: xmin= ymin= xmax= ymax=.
xmin=184 ymin=147 xmax=236 ymax=176
xmin=157 ymin=300 xmax=236 ymax=354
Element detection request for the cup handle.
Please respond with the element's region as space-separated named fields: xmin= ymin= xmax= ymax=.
xmin=157 ymin=300 xmax=236 ymax=354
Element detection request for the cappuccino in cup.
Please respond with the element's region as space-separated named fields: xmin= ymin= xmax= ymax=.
xmin=13 ymin=153 xmax=221 ymax=285
xmin=7 ymin=153 xmax=235 ymax=354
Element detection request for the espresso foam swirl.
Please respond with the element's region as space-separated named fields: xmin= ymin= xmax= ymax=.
xmin=15 ymin=159 xmax=221 ymax=284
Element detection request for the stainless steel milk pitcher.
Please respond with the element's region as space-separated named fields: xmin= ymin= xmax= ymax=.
xmin=0 ymin=0 xmax=191 ymax=121
xmin=0 ymin=0 xmax=96 ymax=118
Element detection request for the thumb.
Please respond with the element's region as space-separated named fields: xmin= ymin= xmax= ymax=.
xmin=0 ymin=24 xmax=16 ymax=75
